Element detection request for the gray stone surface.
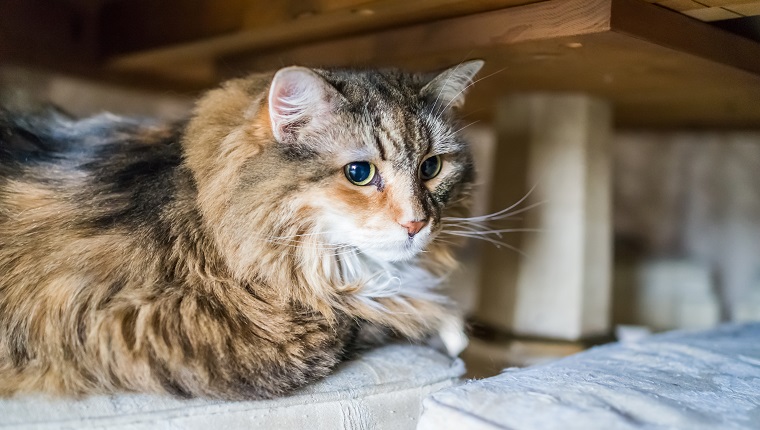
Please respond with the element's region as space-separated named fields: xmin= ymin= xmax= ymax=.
xmin=0 ymin=344 xmax=463 ymax=430
xmin=419 ymin=323 xmax=760 ymax=430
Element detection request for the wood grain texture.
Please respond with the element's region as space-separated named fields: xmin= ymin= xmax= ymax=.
xmin=724 ymin=2 xmax=760 ymax=13
xmin=223 ymin=0 xmax=760 ymax=128
xmin=0 ymin=0 xmax=546 ymax=77
xmin=227 ymin=0 xmax=611 ymax=70
xmin=4 ymin=0 xmax=760 ymax=127
xmin=106 ymin=0 xmax=547 ymax=75
xmin=610 ymin=0 xmax=760 ymax=76
xmin=651 ymin=0 xmax=760 ymax=19
xmin=682 ymin=7 xmax=742 ymax=21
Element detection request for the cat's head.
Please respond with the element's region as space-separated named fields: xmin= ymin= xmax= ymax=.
xmin=185 ymin=61 xmax=483 ymax=275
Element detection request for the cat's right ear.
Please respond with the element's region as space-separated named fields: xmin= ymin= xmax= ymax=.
xmin=421 ymin=60 xmax=484 ymax=111
xmin=268 ymin=67 xmax=344 ymax=144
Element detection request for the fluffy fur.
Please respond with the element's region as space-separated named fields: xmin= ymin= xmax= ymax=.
xmin=0 ymin=61 xmax=482 ymax=399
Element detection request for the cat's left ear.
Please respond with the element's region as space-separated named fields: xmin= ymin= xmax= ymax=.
xmin=421 ymin=60 xmax=484 ymax=110
xmin=268 ymin=66 xmax=345 ymax=144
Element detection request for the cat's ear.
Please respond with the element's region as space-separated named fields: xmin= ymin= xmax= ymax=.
xmin=421 ymin=60 xmax=484 ymax=111
xmin=268 ymin=66 xmax=344 ymax=143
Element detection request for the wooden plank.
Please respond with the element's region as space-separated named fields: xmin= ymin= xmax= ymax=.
xmin=656 ymin=0 xmax=706 ymax=11
xmin=240 ymin=0 xmax=544 ymax=37
xmin=610 ymin=0 xmax=760 ymax=76
xmin=226 ymin=0 xmax=612 ymax=69
xmin=221 ymin=0 xmax=760 ymax=127
xmin=678 ymin=0 xmax=758 ymax=6
xmin=681 ymin=7 xmax=743 ymax=21
xmin=4 ymin=0 xmax=548 ymax=66
xmin=97 ymin=0 xmax=247 ymax=56
xmin=5 ymin=0 xmax=760 ymax=127
xmin=457 ymin=31 xmax=760 ymax=128
xmin=725 ymin=3 xmax=760 ymax=14
xmin=0 ymin=0 xmax=249 ymax=64
xmin=228 ymin=0 xmax=760 ymax=81
xmin=106 ymin=0 xmax=547 ymax=75
xmin=650 ymin=0 xmax=760 ymax=19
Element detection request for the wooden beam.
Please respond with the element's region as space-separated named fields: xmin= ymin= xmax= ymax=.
xmin=106 ymin=0 xmax=547 ymax=74
xmin=225 ymin=0 xmax=613 ymax=69
xmin=649 ymin=0 xmax=760 ymax=19
xmin=5 ymin=0 xmax=760 ymax=127
xmin=0 ymin=0 xmax=248 ymax=64
xmin=221 ymin=0 xmax=760 ymax=128
xmin=97 ymin=0 xmax=247 ymax=57
xmin=610 ymin=0 xmax=760 ymax=75
xmin=226 ymin=0 xmax=760 ymax=81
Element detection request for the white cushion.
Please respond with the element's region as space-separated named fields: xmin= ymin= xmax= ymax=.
xmin=1 ymin=344 xmax=463 ymax=430
xmin=418 ymin=323 xmax=760 ymax=430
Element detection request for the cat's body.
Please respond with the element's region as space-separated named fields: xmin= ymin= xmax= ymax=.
xmin=0 ymin=62 xmax=482 ymax=399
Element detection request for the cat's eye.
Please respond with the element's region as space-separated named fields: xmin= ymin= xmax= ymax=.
xmin=344 ymin=161 xmax=376 ymax=186
xmin=419 ymin=155 xmax=442 ymax=181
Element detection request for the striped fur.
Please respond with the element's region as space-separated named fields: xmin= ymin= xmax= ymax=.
xmin=0 ymin=61 xmax=482 ymax=399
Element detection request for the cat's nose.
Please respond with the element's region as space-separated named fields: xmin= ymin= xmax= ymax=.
xmin=400 ymin=219 xmax=428 ymax=238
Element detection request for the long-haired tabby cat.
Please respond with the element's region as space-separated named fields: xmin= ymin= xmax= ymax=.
xmin=0 ymin=60 xmax=483 ymax=399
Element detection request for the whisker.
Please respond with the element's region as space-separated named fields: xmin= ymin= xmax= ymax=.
xmin=431 ymin=238 xmax=460 ymax=247
xmin=443 ymin=197 xmax=545 ymax=223
xmin=443 ymin=228 xmax=543 ymax=235
xmin=244 ymin=234 xmax=347 ymax=250
xmin=266 ymin=231 xmax=333 ymax=240
xmin=264 ymin=241 xmax=346 ymax=251
xmin=452 ymin=119 xmax=481 ymax=135
xmin=241 ymin=230 xmax=353 ymax=251
xmin=440 ymin=223 xmax=485 ymax=233
xmin=441 ymin=231 xmax=528 ymax=257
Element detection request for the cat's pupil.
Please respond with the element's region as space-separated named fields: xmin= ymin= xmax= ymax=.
xmin=345 ymin=161 xmax=375 ymax=186
xmin=420 ymin=155 xmax=442 ymax=181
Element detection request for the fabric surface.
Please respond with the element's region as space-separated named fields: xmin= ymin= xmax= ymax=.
xmin=418 ymin=323 xmax=760 ymax=430
xmin=0 ymin=344 xmax=463 ymax=430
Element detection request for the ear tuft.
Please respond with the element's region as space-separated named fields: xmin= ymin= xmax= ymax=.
xmin=421 ymin=60 xmax=484 ymax=111
xmin=268 ymin=67 xmax=341 ymax=143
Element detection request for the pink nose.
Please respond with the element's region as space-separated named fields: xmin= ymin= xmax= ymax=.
xmin=400 ymin=220 xmax=428 ymax=237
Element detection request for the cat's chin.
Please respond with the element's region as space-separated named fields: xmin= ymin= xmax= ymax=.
xmin=363 ymin=249 xmax=417 ymax=263
xmin=357 ymin=241 xmax=428 ymax=263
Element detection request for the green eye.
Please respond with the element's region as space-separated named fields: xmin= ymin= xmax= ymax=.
xmin=344 ymin=161 xmax=376 ymax=186
xmin=419 ymin=155 xmax=442 ymax=181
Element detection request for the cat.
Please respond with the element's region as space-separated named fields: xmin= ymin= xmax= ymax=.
xmin=0 ymin=60 xmax=483 ymax=400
